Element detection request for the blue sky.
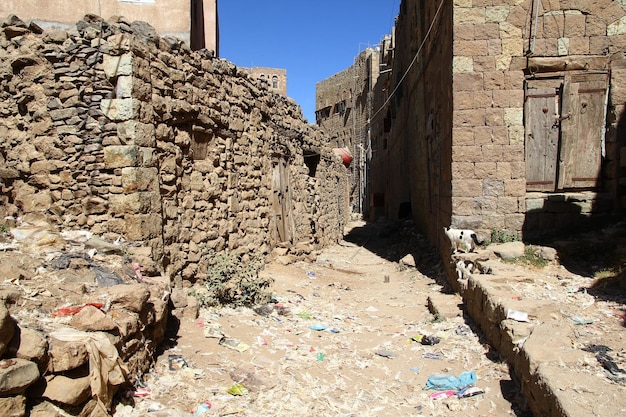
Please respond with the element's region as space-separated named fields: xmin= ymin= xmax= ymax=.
xmin=218 ymin=1 xmax=399 ymax=123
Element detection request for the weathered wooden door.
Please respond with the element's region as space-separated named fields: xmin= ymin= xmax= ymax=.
xmin=271 ymin=158 xmax=293 ymax=243
xmin=558 ymin=73 xmax=608 ymax=189
xmin=525 ymin=73 xmax=608 ymax=192
xmin=525 ymin=82 xmax=560 ymax=192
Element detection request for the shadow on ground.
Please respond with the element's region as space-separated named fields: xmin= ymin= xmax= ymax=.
xmin=343 ymin=219 xmax=450 ymax=290
xmin=546 ymin=221 xmax=626 ymax=326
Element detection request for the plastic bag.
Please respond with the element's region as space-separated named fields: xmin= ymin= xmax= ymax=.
xmin=425 ymin=370 xmax=476 ymax=391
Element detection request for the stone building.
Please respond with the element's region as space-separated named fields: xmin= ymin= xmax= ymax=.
xmin=368 ymin=0 xmax=626 ymax=250
xmin=0 ymin=15 xmax=348 ymax=284
xmin=315 ymin=46 xmax=386 ymax=215
xmin=0 ymin=0 xmax=219 ymax=52
xmin=241 ymin=66 xmax=287 ymax=97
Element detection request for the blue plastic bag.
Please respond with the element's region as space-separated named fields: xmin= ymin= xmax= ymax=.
xmin=425 ymin=371 xmax=476 ymax=391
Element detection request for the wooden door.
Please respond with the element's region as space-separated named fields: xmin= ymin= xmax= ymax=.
xmin=558 ymin=73 xmax=608 ymax=189
xmin=271 ymin=158 xmax=293 ymax=243
xmin=525 ymin=82 xmax=560 ymax=191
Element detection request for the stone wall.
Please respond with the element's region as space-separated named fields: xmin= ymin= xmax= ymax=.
xmin=451 ymin=0 xmax=626 ymax=240
xmin=369 ymin=0 xmax=626 ymax=253
xmin=369 ymin=0 xmax=454 ymax=246
xmin=0 ymin=14 xmax=348 ymax=285
xmin=316 ymin=48 xmax=379 ymax=215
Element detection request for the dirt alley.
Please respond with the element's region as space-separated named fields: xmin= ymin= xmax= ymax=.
xmin=114 ymin=220 xmax=530 ymax=417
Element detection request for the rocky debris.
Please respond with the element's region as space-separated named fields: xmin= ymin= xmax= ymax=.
xmin=0 ymin=218 xmax=169 ymax=417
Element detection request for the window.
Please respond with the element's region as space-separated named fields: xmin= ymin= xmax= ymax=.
xmin=272 ymin=75 xmax=279 ymax=88
xmin=259 ymin=74 xmax=268 ymax=88
xmin=525 ymin=72 xmax=608 ymax=191
xmin=303 ymin=150 xmax=320 ymax=177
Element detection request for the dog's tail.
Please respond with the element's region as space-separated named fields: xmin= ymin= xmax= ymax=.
xmin=470 ymin=233 xmax=483 ymax=245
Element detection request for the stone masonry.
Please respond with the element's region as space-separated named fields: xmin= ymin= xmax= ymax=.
xmin=0 ymin=14 xmax=348 ymax=285
xmin=366 ymin=0 xmax=626 ymax=251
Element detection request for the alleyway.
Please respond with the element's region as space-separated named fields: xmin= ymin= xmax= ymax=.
xmin=114 ymin=220 xmax=529 ymax=417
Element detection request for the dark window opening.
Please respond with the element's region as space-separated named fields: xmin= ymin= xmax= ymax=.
xmin=303 ymin=150 xmax=320 ymax=177
xmin=272 ymin=75 xmax=279 ymax=88
xmin=398 ymin=201 xmax=412 ymax=219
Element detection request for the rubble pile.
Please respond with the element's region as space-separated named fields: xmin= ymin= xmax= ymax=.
xmin=0 ymin=218 xmax=169 ymax=417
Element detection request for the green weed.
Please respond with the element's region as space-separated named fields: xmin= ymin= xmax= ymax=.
xmin=198 ymin=250 xmax=272 ymax=307
xmin=490 ymin=229 xmax=520 ymax=244
xmin=503 ymin=245 xmax=549 ymax=269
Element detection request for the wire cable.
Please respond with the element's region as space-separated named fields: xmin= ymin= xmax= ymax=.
xmin=369 ymin=0 xmax=446 ymax=124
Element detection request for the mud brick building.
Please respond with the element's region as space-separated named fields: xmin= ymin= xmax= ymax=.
xmin=240 ymin=66 xmax=287 ymax=97
xmin=0 ymin=0 xmax=219 ymax=52
xmin=367 ymin=0 xmax=626 ymax=251
xmin=316 ymin=46 xmax=387 ymax=215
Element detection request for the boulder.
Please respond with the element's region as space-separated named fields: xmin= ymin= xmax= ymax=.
xmin=489 ymin=242 xmax=525 ymax=260
xmin=42 ymin=374 xmax=91 ymax=406
xmin=47 ymin=338 xmax=89 ymax=373
xmin=0 ymin=394 xmax=26 ymax=417
xmin=69 ymin=306 xmax=118 ymax=332
xmin=0 ymin=358 xmax=39 ymax=395
xmin=0 ymin=303 xmax=16 ymax=357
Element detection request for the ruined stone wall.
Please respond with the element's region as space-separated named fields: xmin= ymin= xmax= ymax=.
xmin=0 ymin=15 xmax=348 ymax=284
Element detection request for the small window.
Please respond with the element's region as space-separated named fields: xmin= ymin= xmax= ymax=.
xmin=272 ymin=75 xmax=279 ymax=88
xmin=259 ymin=74 xmax=268 ymax=88
xmin=303 ymin=150 xmax=320 ymax=177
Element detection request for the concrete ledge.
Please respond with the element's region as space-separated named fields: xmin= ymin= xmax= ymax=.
xmin=443 ymin=252 xmax=626 ymax=417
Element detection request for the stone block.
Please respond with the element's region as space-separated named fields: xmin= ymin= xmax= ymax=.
xmin=103 ymin=283 xmax=150 ymax=313
xmin=121 ymin=167 xmax=158 ymax=192
xmin=452 ymin=145 xmax=483 ymax=162
xmin=453 ymin=179 xmax=483 ymax=197
xmin=452 ymin=56 xmax=473 ymax=73
xmin=453 ymin=72 xmax=483 ymax=91
xmin=454 ymin=24 xmax=475 ymax=41
xmin=0 ymin=359 xmax=39 ymax=396
xmin=124 ymin=213 xmax=161 ymax=240
xmin=102 ymin=53 xmax=133 ymax=77
xmin=42 ymin=374 xmax=91 ymax=406
xmin=501 ymin=37 xmax=524 ymax=56
xmin=499 ymin=21 xmax=522 ymax=39
xmin=101 ymin=98 xmax=140 ymax=121
xmin=104 ymin=145 xmax=139 ymax=168
xmin=504 ymin=178 xmax=526 ymax=197
xmin=453 ymin=109 xmax=486 ymax=127
xmin=110 ymin=192 xmax=160 ymax=215
xmin=0 ymin=395 xmax=26 ymax=417
xmin=482 ymin=144 xmax=504 ymax=161
xmin=454 ymin=39 xmax=489 ymax=56
xmin=483 ymin=178 xmax=505 ymax=197
xmin=454 ymin=7 xmax=486 ymax=24
xmin=452 ymin=197 xmax=476 ymax=215
xmin=9 ymin=327 xmax=48 ymax=366
xmin=47 ymin=338 xmax=88 ymax=373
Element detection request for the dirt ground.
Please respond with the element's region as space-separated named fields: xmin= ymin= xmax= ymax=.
xmin=114 ymin=220 xmax=532 ymax=417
